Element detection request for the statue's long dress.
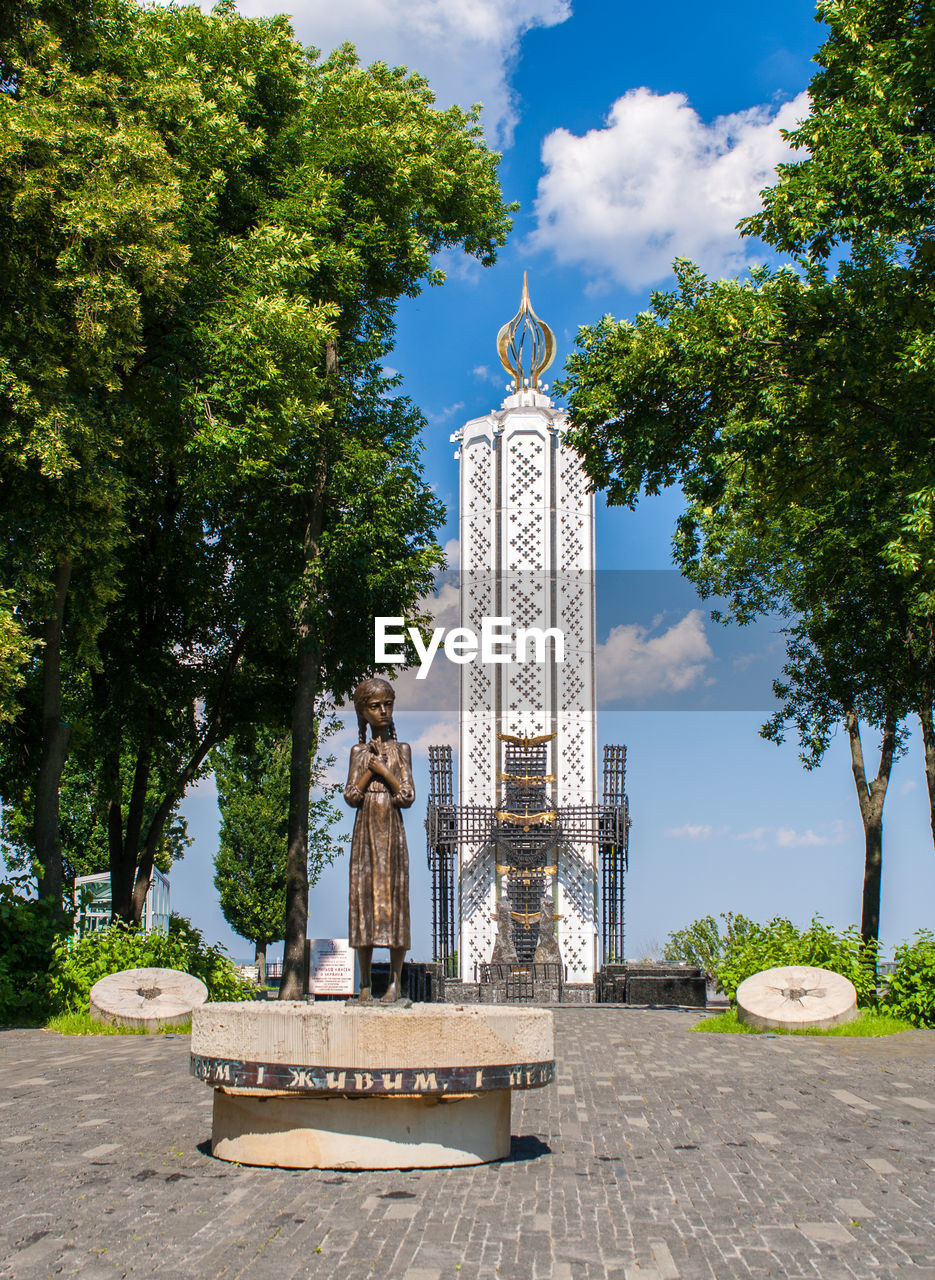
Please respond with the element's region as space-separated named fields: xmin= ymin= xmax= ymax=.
xmin=344 ymin=740 xmax=413 ymax=949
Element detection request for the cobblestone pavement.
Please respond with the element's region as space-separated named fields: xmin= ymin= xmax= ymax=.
xmin=1 ymin=1009 xmax=934 ymax=1280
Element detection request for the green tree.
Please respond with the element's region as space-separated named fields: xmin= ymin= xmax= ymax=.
xmin=562 ymin=263 xmax=914 ymax=943
xmin=662 ymin=912 xmax=755 ymax=984
xmin=1 ymin=0 xmax=512 ymax=957
xmin=1 ymin=743 xmax=190 ymax=889
xmin=213 ymin=727 xmax=343 ymax=983
xmin=0 ymin=594 xmax=33 ymax=727
xmin=740 ymin=0 xmax=935 ymax=847
xmin=560 ymin=0 xmax=935 ymax=945
xmin=171 ymin=39 xmax=512 ymax=997
xmin=0 ymin=0 xmax=188 ymax=906
xmin=714 ymin=915 xmax=878 ymax=1006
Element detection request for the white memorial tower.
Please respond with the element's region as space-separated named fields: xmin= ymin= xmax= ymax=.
xmin=449 ymin=277 xmax=599 ymax=983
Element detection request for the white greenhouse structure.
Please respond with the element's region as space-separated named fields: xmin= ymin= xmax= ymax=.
xmin=74 ymin=868 xmax=170 ymax=936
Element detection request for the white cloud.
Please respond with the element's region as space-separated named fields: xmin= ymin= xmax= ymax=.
xmin=473 ymin=363 xmax=510 ymax=393
xmin=732 ymin=820 xmax=849 ymax=849
xmin=596 ymin=609 xmax=712 ymax=702
xmin=428 ymin=401 xmax=465 ymax=425
xmin=775 ymin=820 xmax=848 ymax=848
xmin=443 ymin=537 xmax=460 ymax=570
xmin=899 ymin=778 xmax=919 ymax=796
xmin=230 ymin=0 xmax=571 ymax=145
xmin=661 ymin=820 xmax=852 ymax=850
xmin=425 ymin=580 xmax=460 ymax=628
xmin=664 ymin=823 xmax=713 ymax=840
xmin=408 ymin=716 xmax=459 ymax=757
xmin=532 ymin=88 xmax=809 ymax=290
xmin=732 ymin=652 xmax=759 ymax=672
xmin=315 ymin=714 xmax=357 ymax=787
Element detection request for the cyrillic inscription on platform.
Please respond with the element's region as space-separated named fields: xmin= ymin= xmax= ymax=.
xmin=190 ymin=1055 xmax=554 ymax=1095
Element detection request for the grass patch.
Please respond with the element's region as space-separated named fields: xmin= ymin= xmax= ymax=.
xmin=691 ymin=1008 xmax=914 ymax=1036
xmin=44 ymin=1010 xmax=191 ymax=1036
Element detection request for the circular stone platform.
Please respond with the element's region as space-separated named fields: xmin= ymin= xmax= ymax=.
xmin=90 ymin=967 xmax=207 ymax=1031
xmin=736 ymin=965 xmax=858 ymax=1032
xmin=191 ymin=1002 xmax=554 ymax=1169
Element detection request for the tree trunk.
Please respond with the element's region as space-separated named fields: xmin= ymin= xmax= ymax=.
xmin=255 ymin=941 xmax=267 ymax=986
xmin=129 ymin=730 xmax=215 ymax=923
xmin=845 ymin=709 xmax=897 ymax=946
xmin=279 ymin=459 xmax=328 ymax=1001
xmin=279 ymin=342 xmax=336 ymax=1001
xmin=34 ymin=557 xmax=72 ymax=907
xmin=919 ymin=616 xmax=935 ymax=850
xmin=104 ymin=750 xmax=127 ymax=920
xmin=280 ymin=649 xmax=319 ymax=999
xmin=128 ymin=627 xmax=252 ymax=922
xmin=108 ymin=745 xmax=151 ymax=924
xmin=920 ymin=703 xmax=935 ymax=850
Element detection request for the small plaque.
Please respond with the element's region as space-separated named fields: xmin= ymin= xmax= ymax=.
xmin=308 ymin=938 xmax=355 ymax=996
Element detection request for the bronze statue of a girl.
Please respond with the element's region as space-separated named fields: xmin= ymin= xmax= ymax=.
xmin=344 ymin=677 xmax=413 ymax=1003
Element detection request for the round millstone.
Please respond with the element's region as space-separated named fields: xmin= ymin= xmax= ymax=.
xmin=90 ymin=967 xmax=207 ymax=1031
xmin=736 ymin=965 xmax=857 ymax=1032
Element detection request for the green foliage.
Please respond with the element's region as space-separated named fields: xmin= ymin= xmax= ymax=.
xmin=561 ymin=261 xmax=920 ymax=746
xmin=47 ymin=913 xmax=254 ymax=1015
xmin=0 ymin=591 xmax=33 ymax=725
xmin=743 ymin=0 xmax=935 ymax=261
xmin=881 ymin=929 xmax=935 ymax=1027
xmin=1 ymin=745 xmax=191 ymax=884
xmin=742 ymin=0 xmax=935 ymax=612
xmin=662 ymin=912 xmax=755 ymax=982
xmin=559 ymin=0 xmax=935 ymax=943
xmin=0 ymin=0 xmax=512 ymax=923
xmin=714 ymin=915 xmax=878 ymax=1007
xmin=213 ymin=725 xmax=344 ymax=950
xmin=692 ymin=1007 xmax=913 ymax=1036
xmin=0 ymin=878 xmax=69 ymax=1025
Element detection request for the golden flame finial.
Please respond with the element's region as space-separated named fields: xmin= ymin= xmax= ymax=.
xmin=496 ymin=273 xmax=556 ymax=392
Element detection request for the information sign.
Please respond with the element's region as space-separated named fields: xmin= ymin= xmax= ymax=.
xmin=307 ymin=938 xmax=355 ymax=995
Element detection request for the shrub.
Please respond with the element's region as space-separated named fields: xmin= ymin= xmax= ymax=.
xmin=882 ymin=930 xmax=935 ymax=1027
xmin=715 ymin=915 xmax=878 ymax=1007
xmin=48 ymin=913 xmax=255 ymax=1014
xmin=662 ymin=912 xmax=756 ymax=983
xmin=0 ymin=879 xmax=70 ymax=1025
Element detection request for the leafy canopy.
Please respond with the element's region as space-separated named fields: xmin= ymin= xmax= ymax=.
xmin=560 ymin=0 xmax=935 ymax=763
xmin=1 ymin=0 xmax=514 ymax=918
xmin=213 ymin=727 xmax=343 ymax=949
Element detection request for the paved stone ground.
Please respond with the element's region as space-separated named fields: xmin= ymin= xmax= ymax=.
xmin=1 ymin=1008 xmax=934 ymax=1280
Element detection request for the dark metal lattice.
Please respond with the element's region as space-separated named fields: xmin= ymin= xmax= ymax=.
xmin=426 ymin=745 xmax=457 ymax=974
xmin=426 ymin=737 xmax=631 ymax=973
xmin=600 ymin=744 xmax=630 ymax=964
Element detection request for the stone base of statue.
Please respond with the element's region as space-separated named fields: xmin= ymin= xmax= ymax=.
xmin=191 ymin=1002 xmax=554 ymax=1170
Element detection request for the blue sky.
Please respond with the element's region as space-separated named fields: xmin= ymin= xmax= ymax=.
xmin=171 ymin=0 xmax=935 ymax=963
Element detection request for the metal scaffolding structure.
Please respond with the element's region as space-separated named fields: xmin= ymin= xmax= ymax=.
xmin=426 ymin=737 xmax=630 ymax=973
xmin=426 ymin=745 xmax=458 ymax=974
xmin=600 ymin=744 xmax=630 ymax=965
